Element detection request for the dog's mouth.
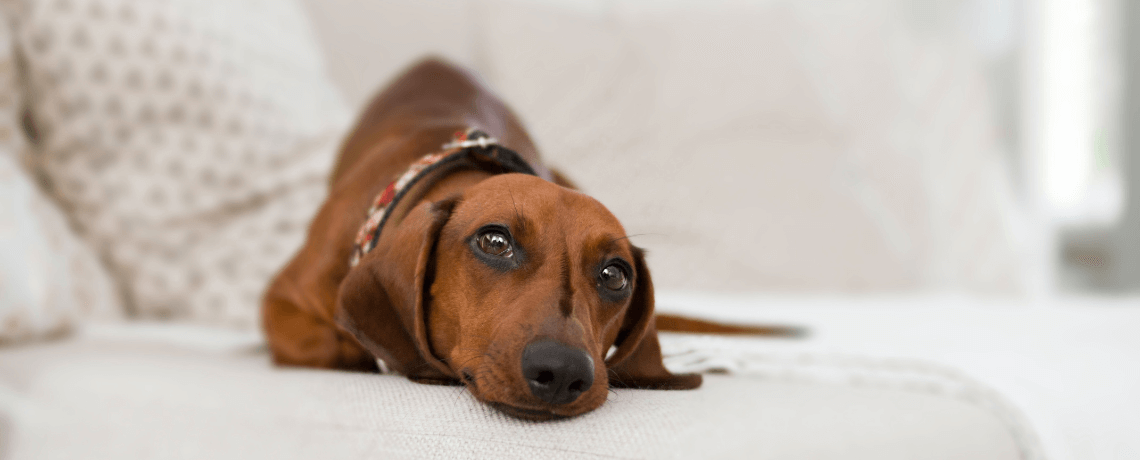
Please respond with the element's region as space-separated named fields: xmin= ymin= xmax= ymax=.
xmin=464 ymin=371 xmax=568 ymax=421
xmin=488 ymin=402 xmax=568 ymax=421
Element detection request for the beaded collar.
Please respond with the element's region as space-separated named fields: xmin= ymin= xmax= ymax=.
xmin=349 ymin=128 xmax=539 ymax=267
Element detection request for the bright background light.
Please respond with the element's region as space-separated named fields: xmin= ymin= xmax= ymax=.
xmin=1035 ymin=0 xmax=1122 ymax=226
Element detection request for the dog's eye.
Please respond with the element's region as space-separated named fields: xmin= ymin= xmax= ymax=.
xmin=599 ymin=264 xmax=628 ymax=291
xmin=477 ymin=231 xmax=514 ymax=258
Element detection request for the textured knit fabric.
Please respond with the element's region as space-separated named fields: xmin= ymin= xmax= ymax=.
xmin=0 ymin=331 xmax=1029 ymax=460
xmin=2 ymin=0 xmax=351 ymax=329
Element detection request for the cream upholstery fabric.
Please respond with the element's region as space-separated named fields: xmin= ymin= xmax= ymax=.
xmin=0 ymin=329 xmax=1028 ymax=460
xmin=656 ymin=292 xmax=1140 ymax=460
xmin=475 ymin=0 xmax=1034 ymax=294
xmin=3 ymin=0 xmax=351 ymax=328
xmin=0 ymin=9 xmax=121 ymax=344
xmin=298 ymin=0 xmax=477 ymax=109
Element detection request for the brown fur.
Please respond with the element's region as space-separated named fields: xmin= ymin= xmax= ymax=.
xmin=655 ymin=315 xmax=806 ymax=337
xmin=262 ymin=58 xmax=699 ymax=420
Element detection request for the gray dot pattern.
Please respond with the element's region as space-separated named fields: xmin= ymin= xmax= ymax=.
xmin=6 ymin=0 xmax=351 ymax=329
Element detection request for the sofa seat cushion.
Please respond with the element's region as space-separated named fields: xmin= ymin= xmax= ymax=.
xmin=0 ymin=329 xmax=1025 ymax=460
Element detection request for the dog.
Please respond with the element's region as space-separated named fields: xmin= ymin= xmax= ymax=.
xmin=262 ymin=58 xmax=788 ymax=420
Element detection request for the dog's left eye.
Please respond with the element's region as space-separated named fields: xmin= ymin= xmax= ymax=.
xmin=599 ymin=264 xmax=628 ymax=291
xmin=477 ymin=231 xmax=514 ymax=258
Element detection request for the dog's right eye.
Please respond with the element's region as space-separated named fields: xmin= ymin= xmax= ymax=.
xmin=477 ymin=230 xmax=514 ymax=258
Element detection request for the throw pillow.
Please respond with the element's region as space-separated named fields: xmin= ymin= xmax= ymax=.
xmin=4 ymin=0 xmax=351 ymax=328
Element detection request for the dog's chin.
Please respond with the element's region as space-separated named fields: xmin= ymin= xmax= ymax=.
xmin=461 ymin=366 xmax=605 ymax=421
xmin=488 ymin=402 xmax=570 ymax=421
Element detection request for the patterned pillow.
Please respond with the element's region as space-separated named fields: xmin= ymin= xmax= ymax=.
xmin=4 ymin=0 xmax=351 ymax=329
xmin=0 ymin=9 xmax=121 ymax=344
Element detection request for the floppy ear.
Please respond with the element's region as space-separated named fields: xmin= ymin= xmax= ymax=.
xmin=335 ymin=198 xmax=459 ymax=385
xmin=605 ymin=247 xmax=702 ymax=390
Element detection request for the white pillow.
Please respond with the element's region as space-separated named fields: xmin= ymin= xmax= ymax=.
xmin=478 ymin=0 xmax=1035 ymax=294
xmin=0 ymin=154 xmax=124 ymax=343
xmin=7 ymin=0 xmax=351 ymax=328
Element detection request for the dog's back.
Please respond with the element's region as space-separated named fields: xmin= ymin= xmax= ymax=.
xmin=262 ymin=59 xmax=547 ymax=371
xmin=330 ymin=59 xmax=541 ymax=187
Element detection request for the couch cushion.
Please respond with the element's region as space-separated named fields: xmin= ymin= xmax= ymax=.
xmin=475 ymin=0 xmax=1035 ymax=294
xmin=656 ymin=292 xmax=1140 ymax=460
xmin=0 ymin=331 xmax=1027 ymax=460
xmin=298 ymin=0 xmax=478 ymax=111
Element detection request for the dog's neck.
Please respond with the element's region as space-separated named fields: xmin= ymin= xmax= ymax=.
xmin=385 ymin=166 xmax=487 ymax=229
xmin=350 ymin=129 xmax=541 ymax=267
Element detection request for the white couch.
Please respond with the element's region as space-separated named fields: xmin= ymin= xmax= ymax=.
xmin=0 ymin=323 xmax=1028 ymax=459
xmin=2 ymin=0 xmax=1137 ymax=459
xmin=7 ymin=294 xmax=1140 ymax=459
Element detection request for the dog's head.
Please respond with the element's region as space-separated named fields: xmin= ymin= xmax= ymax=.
xmin=336 ymin=173 xmax=700 ymax=420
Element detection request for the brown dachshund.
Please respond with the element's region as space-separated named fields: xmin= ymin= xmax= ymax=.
xmin=262 ymin=58 xmax=785 ymax=420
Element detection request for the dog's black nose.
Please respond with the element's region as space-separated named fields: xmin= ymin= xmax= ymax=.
xmin=521 ymin=340 xmax=594 ymax=405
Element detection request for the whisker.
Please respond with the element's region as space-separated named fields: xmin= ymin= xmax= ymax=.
xmin=505 ymin=183 xmax=526 ymax=234
xmin=606 ymin=233 xmax=664 ymax=245
xmin=452 ymin=385 xmax=470 ymax=403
